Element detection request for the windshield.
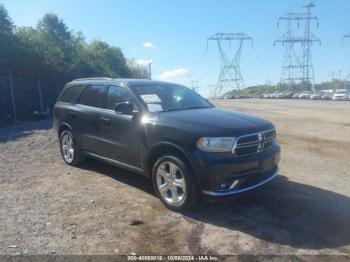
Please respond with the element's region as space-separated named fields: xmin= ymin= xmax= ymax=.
xmin=131 ymin=84 xmax=213 ymax=112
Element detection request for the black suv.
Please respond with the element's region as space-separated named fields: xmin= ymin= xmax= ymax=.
xmin=54 ymin=78 xmax=280 ymax=211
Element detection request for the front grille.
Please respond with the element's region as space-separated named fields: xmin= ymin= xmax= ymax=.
xmin=235 ymin=145 xmax=260 ymax=155
xmin=264 ymin=130 xmax=275 ymax=140
xmin=238 ymin=134 xmax=260 ymax=145
xmin=263 ymin=140 xmax=273 ymax=151
xmin=234 ymin=130 xmax=275 ymax=156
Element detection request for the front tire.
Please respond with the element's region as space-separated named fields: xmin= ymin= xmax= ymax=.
xmin=152 ymin=155 xmax=199 ymax=211
xmin=59 ymin=130 xmax=85 ymax=166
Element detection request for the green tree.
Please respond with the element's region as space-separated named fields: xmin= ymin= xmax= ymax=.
xmin=15 ymin=26 xmax=45 ymax=76
xmin=86 ymin=40 xmax=129 ymax=78
xmin=127 ymin=59 xmax=149 ymax=79
xmin=1 ymin=5 xmax=148 ymax=80
xmin=36 ymin=13 xmax=74 ymax=77
xmin=0 ymin=4 xmax=16 ymax=71
xmin=0 ymin=4 xmax=13 ymax=35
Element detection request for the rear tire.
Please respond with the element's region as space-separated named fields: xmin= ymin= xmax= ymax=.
xmin=59 ymin=130 xmax=85 ymax=166
xmin=152 ymin=155 xmax=200 ymax=211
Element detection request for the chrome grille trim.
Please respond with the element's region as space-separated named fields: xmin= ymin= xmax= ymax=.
xmin=233 ymin=129 xmax=276 ymax=156
xmin=263 ymin=130 xmax=275 ymax=140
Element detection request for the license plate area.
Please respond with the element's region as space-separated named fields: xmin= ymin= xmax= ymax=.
xmin=260 ymin=156 xmax=276 ymax=173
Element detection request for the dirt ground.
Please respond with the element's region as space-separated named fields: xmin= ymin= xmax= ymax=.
xmin=0 ymin=99 xmax=350 ymax=256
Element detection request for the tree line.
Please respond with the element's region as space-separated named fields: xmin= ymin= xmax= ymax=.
xmin=0 ymin=4 xmax=147 ymax=80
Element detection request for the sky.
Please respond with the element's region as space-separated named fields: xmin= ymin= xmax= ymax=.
xmin=2 ymin=0 xmax=350 ymax=96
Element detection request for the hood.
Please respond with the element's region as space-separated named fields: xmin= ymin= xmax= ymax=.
xmin=158 ymin=107 xmax=274 ymax=136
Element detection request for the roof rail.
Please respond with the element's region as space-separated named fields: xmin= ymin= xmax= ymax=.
xmin=72 ymin=77 xmax=113 ymax=82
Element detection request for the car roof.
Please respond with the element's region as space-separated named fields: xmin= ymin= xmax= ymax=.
xmin=66 ymin=77 xmax=179 ymax=87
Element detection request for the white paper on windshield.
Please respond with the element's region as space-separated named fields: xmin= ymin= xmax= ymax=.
xmin=141 ymin=94 xmax=161 ymax=103
xmin=147 ymin=103 xmax=163 ymax=112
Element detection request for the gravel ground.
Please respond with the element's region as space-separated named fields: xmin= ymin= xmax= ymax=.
xmin=0 ymin=99 xmax=350 ymax=257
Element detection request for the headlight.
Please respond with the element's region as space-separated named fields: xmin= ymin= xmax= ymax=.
xmin=196 ymin=137 xmax=236 ymax=152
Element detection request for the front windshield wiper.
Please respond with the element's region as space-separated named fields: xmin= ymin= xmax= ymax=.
xmin=182 ymin=106 xmax=211 ymax=110
xmin=163 ymin=106 xmax=211 ymax=112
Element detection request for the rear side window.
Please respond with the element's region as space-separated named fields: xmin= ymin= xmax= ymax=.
xmin=59 ymin=85 xmax=85 ymax=103
xmin=79 ymin=85 xmax=106 ymax=108
xmin=105 ymin=85 xmax=132 ymax=110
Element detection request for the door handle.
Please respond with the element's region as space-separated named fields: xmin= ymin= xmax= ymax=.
xmin=69 ymin=111 xmax=77 ymax=118
xmin=100 ymin=117 xmax=110 ymax=125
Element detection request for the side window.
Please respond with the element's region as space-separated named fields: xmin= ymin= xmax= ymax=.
xmin=105 ymin=85 xmax=132 ymax=110
xmin=79 ymin=85 xmax=106 ymax=108
xmin=59 ymin=85 xmax=85 ymax=103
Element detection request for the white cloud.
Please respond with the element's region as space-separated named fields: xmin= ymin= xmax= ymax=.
xmin=135 ymin=59 xmax=152 ymax=66
xmin=143 ymin=41 xmax=156 ymax=48
xmin=157 ymin=68 xmax=189 ymax=81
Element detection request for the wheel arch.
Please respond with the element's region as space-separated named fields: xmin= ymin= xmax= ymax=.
xmin=147 ymin=142 xmax=199 ymax=185
xmin=58 ymin=123 xmax=73 ymax=138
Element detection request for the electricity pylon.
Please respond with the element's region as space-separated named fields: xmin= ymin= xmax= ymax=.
xmin=207 ymin=33 xmax=253 ymax=97
xmin=275 ymin=2 xmax=320 ymax=91
xmin=274 ymin=20 xmax=304 ymax=91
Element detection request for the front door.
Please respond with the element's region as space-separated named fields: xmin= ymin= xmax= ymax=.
xmin=99 ymin=85 xmax=141 ymax=167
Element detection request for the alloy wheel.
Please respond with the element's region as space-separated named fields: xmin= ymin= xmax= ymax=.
xmin=156 ymin=161 xmax=186 ymax=206
xmin=61 ymin=132 xmax=75 ymax=163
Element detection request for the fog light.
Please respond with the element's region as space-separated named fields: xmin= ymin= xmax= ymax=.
xmin=220 ymin=183 xmax=227 ymax=189
xmin=229 ymin=180 xmax=240 ymax=190
xmin=217 ymin=179 xmax=241 ymax=192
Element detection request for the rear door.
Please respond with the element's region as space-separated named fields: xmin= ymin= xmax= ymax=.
xmin=98 ymin=85 xmax=142 ymax=166
xmin=75 ymin=84 xmax=106 ymax=154
xmin=54 ymin=84 xmax=85 ymax=133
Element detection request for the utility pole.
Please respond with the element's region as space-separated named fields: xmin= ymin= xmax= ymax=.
xmin=8 ymin=68 xmax=17 ymax=123
xmin=275 ymin=2 xmax=320 ymax=91
xmin=148 ymin=60 xmax=152 ymax=80
xmin=332 ymin=70 xmax=337 ymax=90
xmin=331 ymin=70 xmax=343 ymax=90
xmin=342 ymin=34 xmax=350 ymax=91
xmin=207 ymin=33 xmax=253 ymax=97
xmin=191 ymin=80 xmax=199 ymax=93
xmin=37 ymin=77 xmax=43 ymax=113
xmin=208 ymin=84 xmax=217 ymax=99
xmin=342 ymin=33 xmax=350 ymax=46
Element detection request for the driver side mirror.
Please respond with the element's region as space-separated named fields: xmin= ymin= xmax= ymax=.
xmin=114 ymin=101 xmax=134 ymax=115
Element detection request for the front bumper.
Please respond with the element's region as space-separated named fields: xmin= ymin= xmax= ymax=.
xmin=191 ymin=144 xmax=281 ymax=197
xmin=202 ymin=167 xmax=279 ymax=196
